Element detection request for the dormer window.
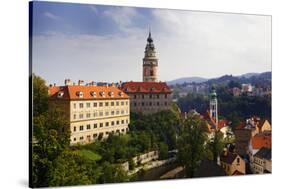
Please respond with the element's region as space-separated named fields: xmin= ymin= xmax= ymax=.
xmin=119 ymin=91 xmax=123 ymax=97
xmin=90 ymin=91 xmax=97 ymax=97
xmin=99 ymin=91 xmax=105 ymax=97
xmin=108 ymin=91 xmax=114 ymax=97
xmin=76 ymin=91 xmax=83 ymax=98
xmin=57 ymin=91 xmax=64 ymax=98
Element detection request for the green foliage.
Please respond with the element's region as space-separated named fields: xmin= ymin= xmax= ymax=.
xmin=48 ymin=151 xmax=93 ymax=186
xmin=177 ymin=113 xmax=208 ymax=178
xmin=206 ymin=131 xmax=224 ymax=162
xmin=177 ymin=85 xmax=271 ymax=126
xmin=31 ymin=74 xmax=182 ymax=186
xmin=228 ymin=80 xmax=241 ymax=88
xmin=32 ymin=74 xmax=71 ymax=187
xmin=158 ymin=142 xmax=168 ymax=160
xmin=128 ymin=158 xmax=136 ymax=170
xmin=32 ymin=74 xmax=49 ymax=117
xmin=129 ymin=110 xmax=180 ymax=150
xmin=98 ymin=162 xmax=129 ymax=183
xmin=77 ymin=149 xmax=102 ymax=161
xmin=177 ymin=93 xmax=209 ymax=114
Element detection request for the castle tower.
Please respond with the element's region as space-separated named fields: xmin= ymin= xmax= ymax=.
xmin=143 ymin=30 xmax=158 ymax=82
xmin=210 ymin=89 xmax=218 ymax=128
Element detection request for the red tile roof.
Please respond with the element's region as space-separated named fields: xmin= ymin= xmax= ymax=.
xmin=121 ymin=82 xmax=172 ymax=94
xmin=218 ymin=119 xmax=227 ymax=130
xmin=220 ymin=152 xmax=239 ymax=164
xmin=251 ymin=132 xmax=272 ymax=149
xmin=202 ymin=111 xmax=217 ymax=129
xmin=49 ymin=85 xmax=129 ymax=100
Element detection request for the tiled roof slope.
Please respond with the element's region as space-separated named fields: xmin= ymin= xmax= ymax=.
xmin=49 ymin=85 xmax=129 ymax=100
xmin=220 ymin=152 xmax=239 ymax=164
xmin=254 ymin=147 xmax=271 ymax=160
xmin=121 ymin=82 xmax=172 ymax=94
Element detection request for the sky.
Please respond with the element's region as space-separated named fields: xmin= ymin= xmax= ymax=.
xmin=31 ymin=1 xmax=271 ymax=85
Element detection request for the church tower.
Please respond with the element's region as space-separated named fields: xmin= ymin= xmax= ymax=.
xmin=143 ymin=30 xmax=158 ymax=82
xmin=210 ymin=89 xmax=218 ymax=128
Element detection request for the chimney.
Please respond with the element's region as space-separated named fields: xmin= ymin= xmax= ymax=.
xmin=49 ymin=84 xmax=53 ymax=87
xmin=53 ymin=83 xmax=56 ymax=87
xmin=65 ymin=79 xmax=72 ymax=86
xmin=78 ymin=80 xmax=84 ymax=86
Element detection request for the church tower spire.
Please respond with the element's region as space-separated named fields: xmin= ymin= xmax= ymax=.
xmin=210 ymin=88 xmax=218 ymax=129
xmin=143 ymin=29 xmax=158 ymax=82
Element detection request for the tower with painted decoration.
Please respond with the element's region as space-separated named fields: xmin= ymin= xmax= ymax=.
xmin=143 ymin=30 xmax=158 ymax=82
xmin=210 ymin=89 xmax=218 ymax=128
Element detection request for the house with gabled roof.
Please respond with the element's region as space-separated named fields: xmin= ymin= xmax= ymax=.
xmin=252 ymin=147 xmax=271 ymax=174
xmin=219 ymin=150 xmax=245 ymax=175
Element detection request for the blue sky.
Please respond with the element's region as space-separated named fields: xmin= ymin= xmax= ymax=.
xmin=31 ymin=1 xmax=271 ymax=85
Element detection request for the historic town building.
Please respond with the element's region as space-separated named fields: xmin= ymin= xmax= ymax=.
xmin=252 ymin=147 xmax=271 ymax=174
xmin=143 ymin=30 xmax=158 ymax=82
xmin=121 ymin=31 xmax=172 ymax=114
xmin=121 ymin=82 xmax=172 ymax=114
xmin=219 ymin=150 xmax=246 ymax=175
xmin=49 ymin=79 xmax=130 ymax=145
xmin=234 ymin=117 xmax=271 ymax=157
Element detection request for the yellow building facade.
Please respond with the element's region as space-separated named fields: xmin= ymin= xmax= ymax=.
xmin=49 ymin=81 xmax=130 ymax=145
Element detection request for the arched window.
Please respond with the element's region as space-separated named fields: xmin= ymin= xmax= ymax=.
xmin=150 ymin=70 xmax=154 ymax=76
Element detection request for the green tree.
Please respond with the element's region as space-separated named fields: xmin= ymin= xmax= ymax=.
xmin=158 ymin=142 xmax=168 ymax=160
xmin=99 ymin=162 xmax=129 ymax=183
xmin=32 ymin=74 xmax=70 ymax=187
xmin=48 ymin=150 xmax=93 ymax=186
xmin=128 ymin=158 xmax=136 ymax=170
xmin=32 ymin=74 xmax=49 ymax=117
xmin=177 ymin=113 xmax=208 ymax=178
xmin=207 ymin=131 xmax=224 ymax=162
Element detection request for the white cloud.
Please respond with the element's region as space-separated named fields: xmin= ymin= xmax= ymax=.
xmin=150 ymin=10 xmax=271 ymax=79
xmin=102 ymin=7 xmax=145 ymax=35
xmin=34 ymin=8 xmax=271 ymax=85
xmin=43 ymin=12 xmax=62 ymax=21
xmin=89 ymin=5 xmax=98 ymax=14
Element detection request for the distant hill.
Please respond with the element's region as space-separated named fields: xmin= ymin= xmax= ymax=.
xmin=168 ymin=72 xmax=271 ymax=86
xmin=206 ymin=72 xmax=271 ymax=86
xmin=238 ymin=73 xmax=260 ymax=78
xmin=167 ymin=77 xmax=208 ymax=85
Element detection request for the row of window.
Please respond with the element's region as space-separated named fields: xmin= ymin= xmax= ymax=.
xmin=253 ymin=164 xmax=263 ymax=173
xmin=72 ymin=128 xmax=129 ymax=142
xmin=133 ymin=94 xmax=168 ymax=99
xmin=73 ymin=119 xmax=129 ymax=132
xmin=254 ymin=158 xmax=264 ymax=166
xmin=73 ymin=109 xmax=129 ymax=120
xmin=73 ymin=101 xmax=128 ymax=109
xmin=132 ymin=101 xmax=169 ymax=107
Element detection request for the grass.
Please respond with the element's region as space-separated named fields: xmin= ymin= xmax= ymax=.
xmin=77 ymin=149 xmax=102 ymax=161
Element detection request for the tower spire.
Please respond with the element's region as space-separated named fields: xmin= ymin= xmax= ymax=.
xmin=143 ymin=27 xmax=158 ymax=82
xmin=147 ymin=27 xmax=153 ymax=43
